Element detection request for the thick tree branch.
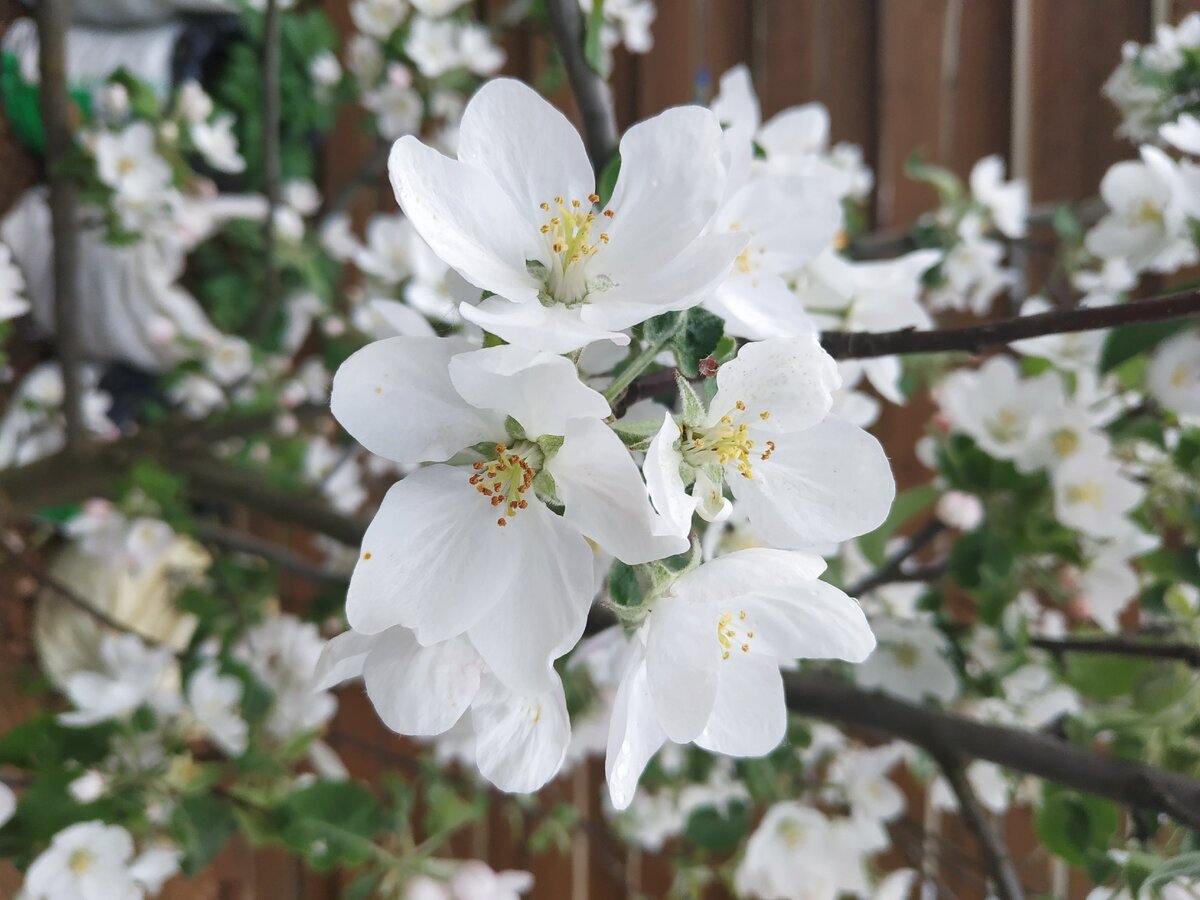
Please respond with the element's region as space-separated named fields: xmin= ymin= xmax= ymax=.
xmin=1031 ymin=635 xmax=1200 ymax=669
xmin=545 ymin=0 xmax=618 ymax=174
xmin=819 ymin=290 xmax=1200 ymax=360
xmin=934 ymin=757 xmax=1025 ymax=900
xmin=36 ymin=0 xmax=85 ymax=452
xmin=784 ymin=672 xmax=1200 ymax=830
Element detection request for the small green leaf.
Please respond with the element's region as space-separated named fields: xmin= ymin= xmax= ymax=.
xmin=612 ymin=419 xmax=666 ymax=446
xmin=608 ymin=559 xmax=643 ymax=608
xmin=684 ymin=802 xmax=748 ymax=852
xmin=279 ymin=781 xmax=387 ymax=870
xmin=583 ymin=0 xmax=610 ymax=76
xmin=676 ymin=371 xmax=707 ymax=427
xmin=1034 ymin=790 xmax=1119 ymax=867
xmin=905 ymin=151 xmax=964 ymax=203
xmin=1143 ymin=852 xmax=1200 ymax=893
xmin=171 ymin=795 xmax=238 ymax=875
xmin=597 ymin=152 xmax=621 ymax=207
xmin=670 ymin=307 xmax=725 ymax=378
xmin=1099 ymin=319 xmax=1190 ymax=373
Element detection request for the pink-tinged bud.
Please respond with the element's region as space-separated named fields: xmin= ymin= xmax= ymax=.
xmin=387 ymin=62 xmax=413 ymax=88
xmin=276 ymin=413 xmax=299 ymax=436
xmin=146 ymin=316 xmax=178 ymax=346
xmin=698 ymin=356 xmax=720 ymax=378
xmin=936 ymin=490 xmax=983 ymax=530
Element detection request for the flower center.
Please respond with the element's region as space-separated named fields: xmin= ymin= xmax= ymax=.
xmin=69 ymin=848 xmax=95 ymax=875
xmin=716 ymin=609 xmax=755 ymax=660
xmin=1133 ymin=199 xmax=1165 ymax=227
xmin=1171 ymin=362 xmax=1192 ymax=388
xmin=1064 ymin=480 xmax=1105 ymax=509
xmin=469 ymin=443 xmax=536 ymax=527
xmin=893 ymin=642 xmax=920 ymax=669
xmin=534 ymin=194 xmax=614 ymax=306
xmin=1051 ymin=427 xmax=1080 ymax=459
xmin=680 ymin=400 xmax=774 ymax=479
xmin=986 ymin=408 xmax=1023 ymax=444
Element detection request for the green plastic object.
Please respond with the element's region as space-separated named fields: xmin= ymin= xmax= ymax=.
xmin=1 ymin=52 xmax=93 ymax=154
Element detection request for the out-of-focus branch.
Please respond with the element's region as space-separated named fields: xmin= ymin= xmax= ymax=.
xmin=784 ymin=672 xmax=1200 ymax=830
xmin=195 ymin=522 xmax=350 ymax=585
xmin=846 ymin=518 xmax=945 ymax=597
xmin=253 ymin=0 xmax=284 ymax=338
xmin=544 ymin=0 xmax=618 ymax=174
xmin=316 ymin=140 xmax=391 ymax=228
xmin=934 ymin=757 xmax=1025 ymax=900
xmin=1031 ymin=635 xmax=1200 ymax=669
xmin=36 ymin=0 xmax=85 ymax=452
xmin=820 ymin=289 xmax=1200 ymax=359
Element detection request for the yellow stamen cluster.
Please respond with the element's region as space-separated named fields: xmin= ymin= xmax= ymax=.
xmin=538 ymin=194 xmax=612 ymax=267
xmin=1051 ymin=428 xmax=1079 ymax=459
xmin=469 ymin=444 xmax=535 ymax=526
xmin=69 ymin=849 xmax=95 ymax=875
xmin=717 ymin=609 xmax=755 ymax=660
xmin=681 ymin=399 xmax=775 ymax=479
xmin=1065 ymin=480 xmax=1104 ymax=510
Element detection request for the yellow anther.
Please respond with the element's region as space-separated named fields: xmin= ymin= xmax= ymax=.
xmin=735 ymin=400 xmax=746 ymax=411
xmin=588 ymin=193 xmax=600 ymax=203
xmin=539 ymin=202 xmax=550 ymax=211
xmin=760 ymin=411 xmax=770 ymax=420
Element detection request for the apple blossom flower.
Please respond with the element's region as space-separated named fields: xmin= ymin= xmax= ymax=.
xmin=1086 ymin=146 xmax=1200 ymax=274
xmin=22 ymin=822 xmax=179 ymax=900
xmin=853 ymin=618 xmax=959 ymax=705
xmin=309 ymin=51 xmax=343 ymax=90
xmin=364 ymin=80 xmax=424 ymax=140
xmin=645 ymin=335 xmax=895 ymax=548
xmin=1052 ymin=450 xmax=1145 ymax=539
xmin=1147 ymin=329 xmax=1200 ymax=416
xmin=58 ymin=633 xmax=181 ymax=727
xmin=969 ymin=154 xmax=1029 ymax=238
xmin=351 ymin=0 xmax=409 ymax=40
xmin=0 ymin=242 xmax=30 ymax=321
xmin=186 ymin=662 xmax=248 ymax=757
xmin=317 ymin=626 xmax=571 ymax=793
xmin=938 ymin=355 xmax=1063 ymax=461
xmin=605 ymin=548 xmax=875 ymax=809
xmin=332 ymin=336 xmax=687 ymax=692
xmin=931 ymin=760 xmax=1010 ymax=814
xmin=0 ymin=782 xmax=14 ymax=829
xmin=389 ymin=79 xmax=742 ymax=352
xmin=94 ymin=122 xmax=173 ymax=200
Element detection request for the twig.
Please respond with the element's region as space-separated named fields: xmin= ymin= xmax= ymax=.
xmin=253 ymin=0 xmax=284 ymax=339
xmin=195 ymin=522 xmax=350 ymax=586
xmin=36 ymin=0 xmax=85 ymax=452
xmin=933 ymin=756 xmax=1025 ymax=900
xmin=1031 ymin=635 xmax=1200 ymax=669
xmin=544 ymin=0 xmax=618 ymax=174
xmin=784 ymin=672 xmax=1200 ymax=830
xmin=846 ymin=518 xmax=945 ymax=597
xmin=820 ymin=289 xmax=1200 ymax=359
xmin=0 ymin=537 xmax=169 ymax=649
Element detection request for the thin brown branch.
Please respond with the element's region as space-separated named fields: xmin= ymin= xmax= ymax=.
xmin=933 ymin=756 xmax=1025 ymax=900
xmin=544 ymin=0 xmax=618 ymax=174
xmin=36 ymin=0 xmax=85 ymax=452
xmin=1 ymin=535 xmax=171 ymax=650
xmin=846 ymin=518 xmax=945 ymax=597
xmin=195 ymin=522 xmax=350 ymax=586
xmin=315 ymin=140 xmax=390 ymax=228
xmin=1031 ymin=635 xmax=1200 ymax=669
xmin=784 ymin=672 xmax=1200 ymax=830
xmin=820 ymin=290 xmax=1200 ymax=359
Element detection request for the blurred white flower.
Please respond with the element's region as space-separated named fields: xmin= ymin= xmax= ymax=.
xmin=186 ymin=662 xmax=248 ymax=757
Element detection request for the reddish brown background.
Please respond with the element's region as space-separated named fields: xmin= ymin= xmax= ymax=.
xmin=1 ymin=0 xmax=1192 ymax=896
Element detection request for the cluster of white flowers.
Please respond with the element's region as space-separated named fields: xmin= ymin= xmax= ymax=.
xmin=1106 ymin=14 xmax=1200 ymax=143
xmin=319 ymin=78 xmax=893 ymax=811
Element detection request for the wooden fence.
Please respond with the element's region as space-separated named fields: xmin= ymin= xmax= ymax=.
xmin=1 ymin=1 xmax=1193 ymax=897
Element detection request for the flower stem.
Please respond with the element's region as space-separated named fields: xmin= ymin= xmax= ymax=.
xmin=603 ymin=317 xmax=686 ymax=404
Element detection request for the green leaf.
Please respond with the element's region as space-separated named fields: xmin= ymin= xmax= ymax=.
xmin=670 ymin=307 xmax=725 ymax=378
xmin=683 ymin=802 xmax=748 ymax=852
xmin=857 ymin=484 xmax=938 ymax=567
xmin=1099 ymin=319 xmax=1191 ymax=373
xmin=583 ymin=0 xmax=609 ymax=76
xmin=1052 ymin=204 xmax=1083 ymax=243
xmin=611 ymin=419 xmax=666 ymax=446
xmin=905 ymin=151 xmax=964 ymax=203
xmin=1034 ymin=790 xmax=1119 ymax=867
xmin=171 ymin=795 xmax=238 ymax=876
xmin=597 ymin=151 xmax=621 ymax=207
xmin=0 ymin=714 xmax=112 ymax=771
xmin=1061 ymin=648 xmax=1153 ymax=701
xmin=279 ymin=781 xmax=387 ymax=870
xmin=1143 ymin=852 xmax=1200 ymax=893
xmin=423 ymin=782 xmax=483 ymax=841
xmin=608 ymin=559 xmax=643 ymax=608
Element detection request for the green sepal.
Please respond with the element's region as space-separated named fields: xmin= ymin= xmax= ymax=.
xmin=676 ymin=371 xmax=707 ymax=427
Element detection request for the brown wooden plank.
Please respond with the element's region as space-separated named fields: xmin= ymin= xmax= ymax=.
xmin=1027 ymin=0 xmax=1152 ymax=203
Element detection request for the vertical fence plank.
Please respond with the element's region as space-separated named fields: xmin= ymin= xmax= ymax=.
xmin=1026 ymin=0 xmax=1152 ymax=203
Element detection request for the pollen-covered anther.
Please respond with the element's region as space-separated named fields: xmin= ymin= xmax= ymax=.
xmin=538 ymin=195 xmax=613 ymax=273
xmin=470 ymin=448 xmax=537 ymax=526
xmin=761 ymin=440 xmax=776 ymax=461
xmin=717 ymin=610 xmax=755 ymax=660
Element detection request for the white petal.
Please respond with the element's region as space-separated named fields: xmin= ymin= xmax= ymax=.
xmin=582 ymin=232 xmax=746 ymax=333
xmin=708 ymin=335 xmax=839 ymax=434
xmin=314 ymin=630 xmax=376 ymax=690
xmin=742 ymin=581 xmax=876 ymax=662
xmin=448 ymin=344 xmax=610 ymax=438
xmin=673 ymin=547 xmax=827 ymax=605
xmin=471 ymin=675 xmax=570 ymax=793
xmin=331 ymin=335 xmax=499 ymax=463
xmin=389 ymin=136 xmax=541 ymax=302
xmin=602 ymin=106 xmax=728 ymax=275
xmin=716 ymin=175 xmax=842 ymax=270
xmin=605 ymin=650 xmax=667 ymax=811
xmin=731 ymin=417 xmax=895 ymax=547
xmin=645 ymin=594 xmax=720 ymax=743
xmin=759 ymin=103 xmax=830 ymax=157
xmin=363 ymin=629 xmax=481 ymax=736
xmin=694 ymin=654 xmax=786 ymax=757
xmin=455 ymin=79 xmax=594 ymax=232
xmin=346 ymin=465 xmax=523 ymax=638
xmin=467 ymin=499 xmax=595 ymax=694
xmin=550 ymin=417 xmax=691 ymax=564
xmin=705 ymin=273 xmax=818 ymax=342
xmin=460 ymin=294 xmax=630 ymax=354
xmin=644 ymin=412 xmax=698 ymax=538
